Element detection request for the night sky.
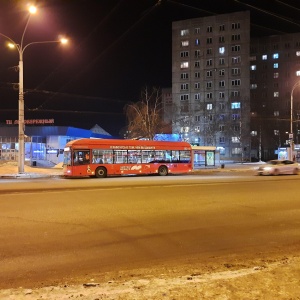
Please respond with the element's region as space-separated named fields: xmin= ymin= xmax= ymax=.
xmin=1 ymin=0 xmax=300 ymax=136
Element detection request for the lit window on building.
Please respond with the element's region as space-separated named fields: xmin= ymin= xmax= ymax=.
xmin=180 ymin=29 xmax=189 ymax=36
xmin=274 ymin=111 xmax=279 ymax=116
xmin=273 ymin=63 xmax=279 ymax=68
xmin=296 ymin=71 xmax=300 ymax=76
xmin=207 ymin=103 xmax=213 ymax=110
xmin=296 ymin=51 xmax=300 ymax=56
xmin=231 ymin=102 xmax=241 ymax=109
xmin=195 ymin=39 xmax=200 ymax=46
xmin=181 ymin=40 xmax=189 ymax=47
xmin=232 ymin=148 xmax=242 ymax=154
xmin=251 ymin=131 xmax=257 ymax=136
xmin=180 ymin=62 xmax=189 ymax=69
xmin=274 ymin=72 xmax=279 ymax=78
xmin=274 ymin=92 xmax=279 ymax=97
xmin=232 ymin=137 xmax=239 ymax=143
xmin=274 ymin=130 xmax=279 ymax=135
xmin=262 ymin=54 xmax=267 ymax=60
xmin=273 ymin=53 xmax=279 ymax=59
xmin=250 ymin=65 xmax=256 ymax=70
xmin=250 ymin=84 xmax=257 ymax=89
xmin=219 ymin=47 xmax=225 ymax=54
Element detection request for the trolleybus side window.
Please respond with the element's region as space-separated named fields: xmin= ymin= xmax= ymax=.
xmin=114 ymin=150 xmax=127 ymax=163
xmin=179 ymin=150 xmax=191 ymax=162
xmin=73 ymin=150 xmax=90 ymax=165
xmin=141 ymin=150 xmax=155 ymax=163
xmin=92 ymin=149 xmax=113 ymax=164
xmin=128 ymin=150 xmax=142 ymax=163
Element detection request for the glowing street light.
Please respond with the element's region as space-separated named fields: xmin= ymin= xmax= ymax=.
xmin=0 ymin=5 xmax=68 ymax=173
xmin=289 ymin=81 xmax=300 ymax=161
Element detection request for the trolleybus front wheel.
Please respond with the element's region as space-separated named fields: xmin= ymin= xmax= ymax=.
xmin=95 ymin=167 xmax=107 ymax=178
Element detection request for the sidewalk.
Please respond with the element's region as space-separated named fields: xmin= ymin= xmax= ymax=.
xmin=0 ymin=161 xmax=63 ymax=179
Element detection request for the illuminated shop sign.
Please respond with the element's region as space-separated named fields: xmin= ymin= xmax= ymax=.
xmin=46 ymin=149 xmax=58 ymax=154
xmin=6 ymin=119 xmax=55 ymax=125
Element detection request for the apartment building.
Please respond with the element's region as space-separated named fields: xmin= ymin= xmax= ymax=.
xmin=171 ymin=11 xmax=251 ymax=160
xmin=250 ymin=33 xmax=300 ymax=160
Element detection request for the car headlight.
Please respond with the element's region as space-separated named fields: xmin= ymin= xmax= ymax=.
xmin=263 ymin=167 xmax=272 ymax=171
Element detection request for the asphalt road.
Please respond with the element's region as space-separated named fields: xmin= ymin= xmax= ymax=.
xmin=0 ymin=173 xmax=300 ymax=289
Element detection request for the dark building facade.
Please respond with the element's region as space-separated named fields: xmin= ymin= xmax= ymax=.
xmin=250 ymin=33 xmax=300 ymax=161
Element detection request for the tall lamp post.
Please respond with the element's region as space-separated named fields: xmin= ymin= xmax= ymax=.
xmin=290 ymin=81 xmax=300 ymax=161
xmin=0 ymin=5 xmax=67 ymax=173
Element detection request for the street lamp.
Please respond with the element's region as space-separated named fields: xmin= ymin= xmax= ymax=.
xmin=289 ymin=81 xmax=300 ymax=161
xmin=0 ymin=5 xmax=68 ymax=173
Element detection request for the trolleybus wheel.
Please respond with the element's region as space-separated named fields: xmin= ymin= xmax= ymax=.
xmin=158 ymin=165 xmax=168 ymax=176
xmin=95 ymin=167 xmax=107 ymax=178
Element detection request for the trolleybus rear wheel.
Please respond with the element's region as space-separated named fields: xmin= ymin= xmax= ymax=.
xmin=158 ymin=165 xmax=168 ymax=176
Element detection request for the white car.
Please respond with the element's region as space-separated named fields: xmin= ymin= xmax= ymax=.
xmin=257 ymin=160 xmax=299 ymax=176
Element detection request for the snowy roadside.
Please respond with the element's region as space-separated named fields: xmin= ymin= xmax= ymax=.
xmin=1 ymin=256 xmax=300 ymax=300
xmin=0 ymin=161 xmax=63 ymax=178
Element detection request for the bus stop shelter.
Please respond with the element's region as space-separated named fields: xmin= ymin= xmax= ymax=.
xmin=192 ymin=146 xmax=216 ymax=169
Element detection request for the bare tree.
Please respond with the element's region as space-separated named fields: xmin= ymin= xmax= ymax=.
xmin=124 ymin=87 xmax=168 ymax=140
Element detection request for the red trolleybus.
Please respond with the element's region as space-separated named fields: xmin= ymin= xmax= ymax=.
xmin=63 ymin=138 xmax=192 ymax=178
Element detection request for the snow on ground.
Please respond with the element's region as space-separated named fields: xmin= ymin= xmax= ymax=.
xmin=1 ymin=256 xmax=300 ymax=299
